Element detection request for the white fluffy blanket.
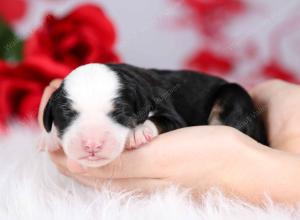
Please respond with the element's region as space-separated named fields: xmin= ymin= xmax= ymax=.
xmin=0 ymin=123 xmax=299 ymax=220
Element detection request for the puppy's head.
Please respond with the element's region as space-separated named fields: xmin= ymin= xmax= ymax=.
xmin=42 ymin=64 xmax=149 ymax=167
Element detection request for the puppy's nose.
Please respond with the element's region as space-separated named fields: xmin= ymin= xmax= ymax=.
xmin=82 ymin=141 xmax=103 ymax=153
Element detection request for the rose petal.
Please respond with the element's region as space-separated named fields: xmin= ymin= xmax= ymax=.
xmin=24 ymin=4 xmax=120 ymax=68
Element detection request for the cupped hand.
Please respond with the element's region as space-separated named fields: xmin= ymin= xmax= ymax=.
xmin=49 ymin=125 xmax=261 ymax=197
xmin=38 ymin=79 xmax=300 ymax=203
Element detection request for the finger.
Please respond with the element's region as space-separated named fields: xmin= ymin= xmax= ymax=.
xmin=83 ymin=127 xmax=213 ymax=179
xmin=73 ymin=175 xmax=171 ymax=194
xmin=67 ymin=159 xmax=87 ymax=174
xmin=249 ymin=80 xmax=299 ymax=127
xmin=57 ymin=165 xmax=72 ymax=178
xmin=38 ymin=79 xmax=62 ymax=128
xmin=49 ymin=144 xmax=161 ymax=179
xmin=48 ymin=148 xmax=67 ymax=168
xmin=83 ymin=144 xmax=164 ymax=179
xmin=48 ymin=140 xmax=164 ymax=179
xmin=249 ymin=81 xmax=283 ymax=127
xmin=49 ymin=149 xmax=88 ymax=174
xmin=48 ymin=151 xmax=73 ymax=178
xmin=38 ymin=86 xmax=55 ymax=128
xmin=49 ymin=79 xmax=63 ymax=88
xmin=96 ymin=178 xmax=171 ymax=194
xmin=249 ymin=79 xmax=291 ymax=106
xmin=55 ymin=164 xmax=173 ymax=195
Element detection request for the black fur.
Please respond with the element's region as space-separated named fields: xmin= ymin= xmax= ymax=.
xmin=43 ymin=84 xmax=78 ymax=137
xmin=43 ymin=63 xmax=268 ymax=145
xmin=107 ymin=64 xmax=268 ymax=145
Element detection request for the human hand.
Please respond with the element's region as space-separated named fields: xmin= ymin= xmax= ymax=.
xmin=38 ymin=79 xmax=265 ymax=197
xmin=49 ymin=125 xmax=262 ymax=196
xmin=250 ymin=80 xmax=300 ymax=152
xmin=38 ymin=79 xmax=300 ymax=204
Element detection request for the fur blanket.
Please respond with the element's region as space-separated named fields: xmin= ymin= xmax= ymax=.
xmin=0 ymin=123 xmax=299 ymax=220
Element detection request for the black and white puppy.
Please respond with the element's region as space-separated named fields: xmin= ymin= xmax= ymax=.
xmin=40 ymin=63 xmax=267 ymax=167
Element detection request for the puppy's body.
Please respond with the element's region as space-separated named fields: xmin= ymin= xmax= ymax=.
xmin=41 ymin=63 xmax=267 ymax=167
xmin=108 ymin=64 xmax=267 ymax=142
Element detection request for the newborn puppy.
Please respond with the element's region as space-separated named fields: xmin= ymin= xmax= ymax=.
xmin=40 ymin=63 xmax=267 ymax=167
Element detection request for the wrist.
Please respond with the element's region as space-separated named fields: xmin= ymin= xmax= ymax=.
xmin=220 ymin=139 xmax=300 ymax=204
xmin=204 ymin=128 xmax=264 ymax=197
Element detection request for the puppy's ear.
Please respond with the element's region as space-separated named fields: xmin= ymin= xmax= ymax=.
xmin=43 ymin=95 xmax=55 ymax=132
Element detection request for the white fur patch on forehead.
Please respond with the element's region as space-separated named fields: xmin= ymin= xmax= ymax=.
xmin=64 ymin=63 xmax=120 ymax=113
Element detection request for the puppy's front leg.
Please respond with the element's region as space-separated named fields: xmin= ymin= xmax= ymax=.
xmin=125 ymin=103 xmax=186 ymax=150
xmin=125 ymin=120 xmax=159 ymax=150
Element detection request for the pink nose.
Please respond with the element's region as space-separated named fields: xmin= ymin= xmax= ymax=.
xmin=82 ymin=141 xmax=103 ymax=153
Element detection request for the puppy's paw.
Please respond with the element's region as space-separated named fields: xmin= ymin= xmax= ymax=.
xmin=38 ymin=130 xmax=60 ymax=152
xmin=125 ymin=120 xmax=159 ymax=150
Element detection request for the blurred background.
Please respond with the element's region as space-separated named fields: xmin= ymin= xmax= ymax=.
xmin=0 ymin=0 xmax=300 ymax=129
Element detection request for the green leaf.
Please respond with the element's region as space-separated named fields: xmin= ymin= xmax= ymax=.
xmin=0 ymin=18 xmax=23 ymax=62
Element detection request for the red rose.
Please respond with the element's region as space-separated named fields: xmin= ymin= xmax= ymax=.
xmin=0 ymin=0 xmax=27 ymax=24
xmin=24 ymin=4 xmax=120 ymax=69
xmin=0 ymin=57 xmax=71 ymax=129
